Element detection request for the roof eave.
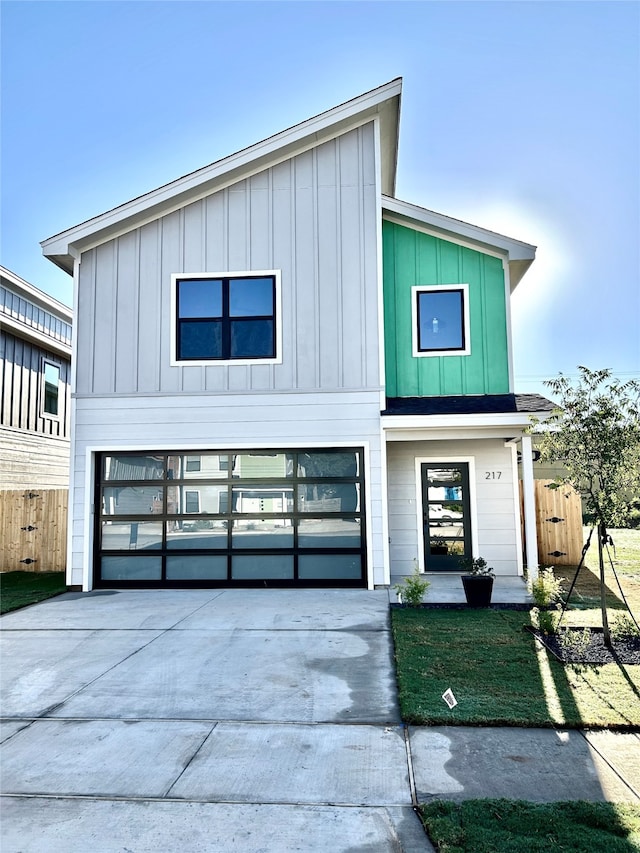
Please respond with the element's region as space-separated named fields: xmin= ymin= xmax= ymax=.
xmin=42 ymin=80 xmax=402 ymax=275
xmin=0 ymin=265 xmax=73 ymax=317
xmin=382 ymin=196 xmax=537 ymax=290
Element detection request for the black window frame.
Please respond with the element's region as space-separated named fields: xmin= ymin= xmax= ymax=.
xmin=414 ymin=286 xmax=469 ymax=355
xmin=174 ymin=274 xmax=277 ymax=363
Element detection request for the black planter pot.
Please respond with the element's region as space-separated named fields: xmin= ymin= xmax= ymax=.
xmin=461 ymin=575 xmax=494 ymax=607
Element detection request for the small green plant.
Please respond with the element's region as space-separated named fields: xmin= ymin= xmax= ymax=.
xmin=610 ymin=613 xmax=640 ymax=642
xmin=533 ymin=607 xmax=559 ymax=635
xmin=394 ymin=562 xmax=430 ymax=606
xmin=530 ymin=568 xmax=564 ymax=608
xmin=557 ymin=626 xmax=592 ymax=658
xmin=458 ymin=556 xmax=495 ymax=577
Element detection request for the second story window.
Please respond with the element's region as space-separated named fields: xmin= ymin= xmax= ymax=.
xmin=412 ymin=284 xmax=471 ymax=357
xmin=172 ymin=272 xmax=280 ymax=364
xmin=42 ymin=360 xmax=61 ymax=417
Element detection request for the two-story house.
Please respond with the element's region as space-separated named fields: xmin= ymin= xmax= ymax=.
xmin=0 ymin=265 xmax=72 ymax=488
xmin=42 ymin=79 xmax=552 ymax=592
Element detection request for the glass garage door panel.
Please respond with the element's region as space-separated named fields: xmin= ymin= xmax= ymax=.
xmin=298 ymin=518 xmax=361 ymax=548
xmin=232 ymin=555 xmax=294 ymax=580
xmin=102 ymin=556 xmax=162 ymax=581
xmin=166 ymin=521 xmax=228 ymax=550
xmin=232 ymin=519 xmax=294 ymax=549
xmin=298 ymin=555 xmax=362 ymax=580
xmin=95 ymin=448 xmax=366 ymax=587
xmin=166 ymin=555 xmax=228 ymax=580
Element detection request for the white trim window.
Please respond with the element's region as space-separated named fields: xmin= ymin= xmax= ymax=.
xmin=170 ymin=270 xmax=282 ymax=366
xmin=41 ymin=358 xmax=61 ymax=418
xmin=184 ymin=490 xmax=201 ymax=514
xmin=411 ymin=283 xmax=471 ymax=357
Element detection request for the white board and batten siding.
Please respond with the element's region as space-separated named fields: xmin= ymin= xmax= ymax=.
xmin=68 ymin=122 xmax=387 ymax=589
xmin=386 ymin=439 xmax=522 ymax=577
xmin=75 ymin=124 xmax=378 ymax=398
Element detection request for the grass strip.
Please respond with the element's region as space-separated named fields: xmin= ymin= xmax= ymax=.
xmin=419 ymin=799 xmax=640 ymax=852
xmin=391 ymin=608 xmax=640 ymax=728
xmin=0 ymin=571 xmax=67 ymax=615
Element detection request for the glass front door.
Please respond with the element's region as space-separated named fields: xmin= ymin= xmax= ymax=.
xmin=421 ymin=463 xmax=471 ymax=571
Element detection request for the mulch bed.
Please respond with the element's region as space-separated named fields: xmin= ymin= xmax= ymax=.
xmin=529 ymin=626 xmax=640 ymax=665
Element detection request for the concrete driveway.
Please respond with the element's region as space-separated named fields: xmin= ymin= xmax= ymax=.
xmin=0 ymin=589 xmax=430 ymax=852
xmin=3 ymin=588 xmax=638 ymax=852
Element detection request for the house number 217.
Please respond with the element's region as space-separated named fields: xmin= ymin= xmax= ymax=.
xmin=485 ymin=471 xmax=502 ymax=479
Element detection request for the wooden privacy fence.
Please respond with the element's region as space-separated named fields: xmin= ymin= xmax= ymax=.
xmin=520 ymin=479 xmax=584 ymax=567
xmin=0 ymin=489 xmax=68 ymax=573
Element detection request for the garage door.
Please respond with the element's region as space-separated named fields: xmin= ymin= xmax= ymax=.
xmin=95 ymin=448 xmax=366 ymax=587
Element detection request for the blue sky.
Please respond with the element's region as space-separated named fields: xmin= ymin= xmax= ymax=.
xmin=1 ymin=0 xmax=638 ymax=393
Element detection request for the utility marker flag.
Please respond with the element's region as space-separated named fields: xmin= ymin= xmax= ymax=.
xmin=442 ymin=688 xmax=457 ymax=709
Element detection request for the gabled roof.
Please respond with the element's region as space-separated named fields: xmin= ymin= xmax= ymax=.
xmin=42 ymin=79 xmax=403 ymax=275
xmin=382 ymin=196 xmax=536 ymax=290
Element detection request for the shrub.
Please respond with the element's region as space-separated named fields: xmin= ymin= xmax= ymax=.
xmin=610 ymin=613 xmax=640 ymax=642
xmin=533 ymin=607 xmax=559 ymax=635
xmin=557 ymin=626 xmax=592 ymax=658
xmin=394 ymin=563 xmax=430 ymax=607
xmin=530 ymin=568 xmax=564 ymax=608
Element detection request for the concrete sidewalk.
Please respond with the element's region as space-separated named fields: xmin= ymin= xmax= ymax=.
xmin=1 ymin=589 xmax=638 ymax=852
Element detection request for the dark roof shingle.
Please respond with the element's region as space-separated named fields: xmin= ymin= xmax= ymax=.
xmin=382 ymin=394 xmax=556 ymax=416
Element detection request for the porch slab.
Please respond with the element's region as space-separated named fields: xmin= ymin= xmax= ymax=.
xmin=390 ymin=573 xmax=533 ymax=605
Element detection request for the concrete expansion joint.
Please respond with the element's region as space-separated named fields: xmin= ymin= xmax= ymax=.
xmin=402 ymin=725 xmax=419 ymax=808
xmin=0 ymin=792 xmax=414 ymax=809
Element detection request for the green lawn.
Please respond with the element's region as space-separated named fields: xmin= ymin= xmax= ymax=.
xmin=0 ymin=571 xmax=67 ymax=615
xmin=420 ymin=800 xmax=640 ymax=853
xmin=391 ymin=608 xmax=640 ymax=728
xmin=554 ymin=527 xmax=640 ymax=620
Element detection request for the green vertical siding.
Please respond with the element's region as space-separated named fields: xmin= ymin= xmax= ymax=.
xmin=383 ymin=220 xmax=510 ymax=397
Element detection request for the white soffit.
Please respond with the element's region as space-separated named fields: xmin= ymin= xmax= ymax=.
xmin=382 ymin=196 xmax=536 ymax=290
xmin=42 ymin=79 xmax=403 ymax=275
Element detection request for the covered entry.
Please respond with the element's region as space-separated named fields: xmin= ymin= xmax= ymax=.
xmin=94 ymin=448 xmax=366 ymax=588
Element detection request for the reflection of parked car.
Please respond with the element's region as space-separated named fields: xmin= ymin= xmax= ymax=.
xmin=429 ymin=504 xmax=463 ymax=525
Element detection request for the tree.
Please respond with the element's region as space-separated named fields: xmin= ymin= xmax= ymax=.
xmin=537 ymin=367 xmax=640 ymax=645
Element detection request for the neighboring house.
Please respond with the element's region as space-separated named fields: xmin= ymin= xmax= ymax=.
xmin=0 ymin=266 xmax=72 ymax=488
xmin=41 ymin=79 xmax=552 ymax=592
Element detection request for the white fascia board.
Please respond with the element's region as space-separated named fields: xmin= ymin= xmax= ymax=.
xmin=382 ymin=412 xmax=534 ymax=432
xmin=42 ymin=80 xmax=402 ymax=274
xmin=382 ymin=197 xmax=536 ymax=289
xmin=0 ymin=265 xmax=73 ymax=319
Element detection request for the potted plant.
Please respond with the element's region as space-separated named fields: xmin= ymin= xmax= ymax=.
xmin=459 ymin=556 xmax=495 ymax=607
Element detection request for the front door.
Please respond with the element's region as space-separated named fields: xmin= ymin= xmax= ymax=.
xmin=421 ymin=463 xmax=471 ymax=571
